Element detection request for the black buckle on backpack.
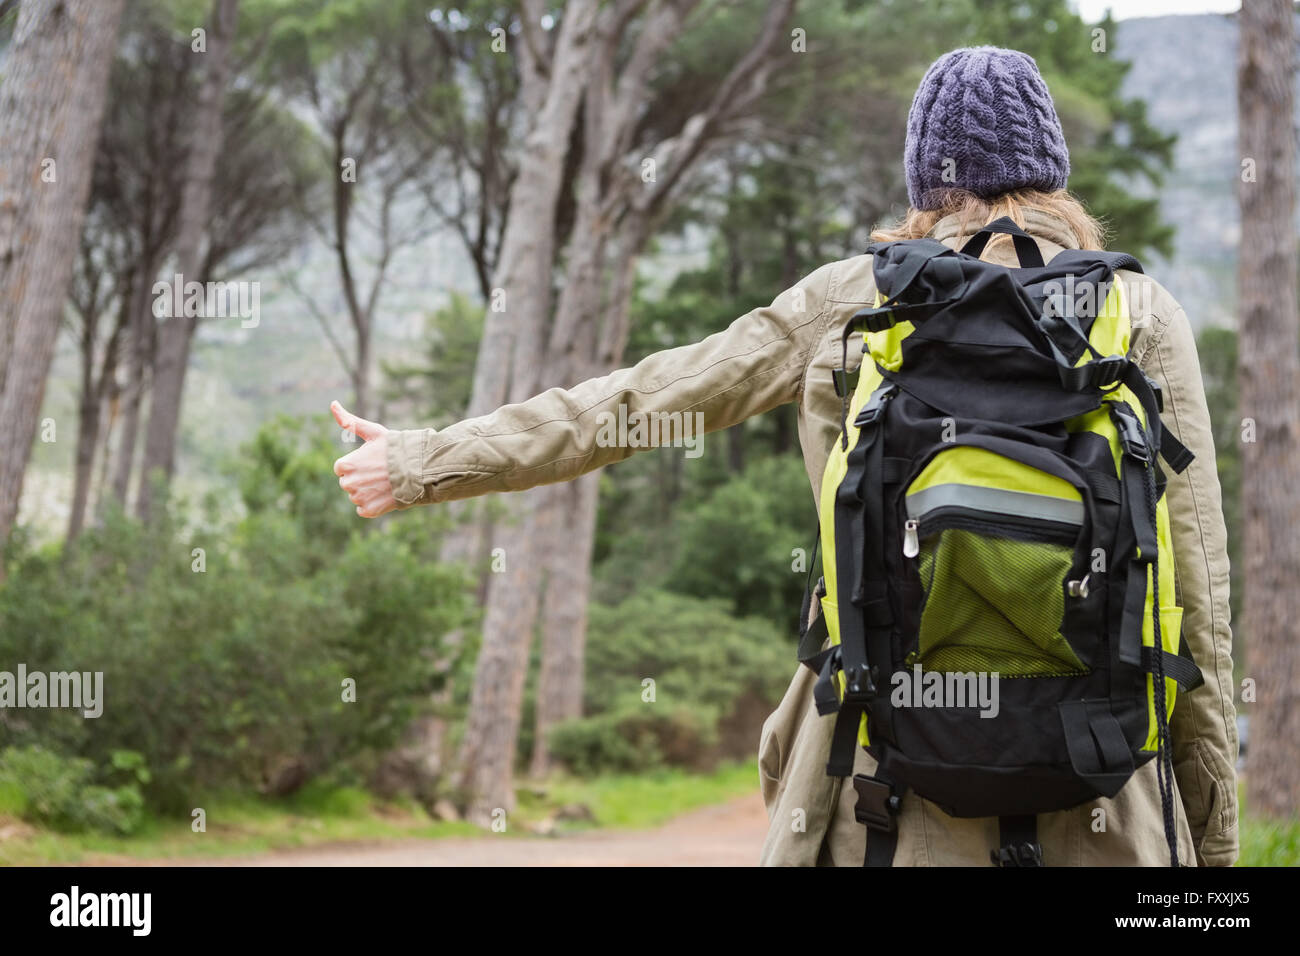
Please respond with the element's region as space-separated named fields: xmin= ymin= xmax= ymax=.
xmin=990 ymin=842 xmax=1044 ymax=867
xmin=852 ymin=305 xmax=897 ymax=334
xmin=841 ymin=663 xmax=878 ymax=703
xmin=1059 ymin=356 xmax=1123 ymax=393
xmin=854 ymin=383 xmax=897 ymax=428
xmin=1114 ymin=408 xmax=1151 ymax=463
xmin=852 ymin=774 xmax=902 ymax=832
xmin=832 ymin=367 xmax=860 ymax=398
xmin=1091 ymin=354 xmax=1127 ymax=388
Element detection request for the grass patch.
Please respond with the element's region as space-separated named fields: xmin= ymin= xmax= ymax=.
xmin=517 ymin=760 xmax=757 ymax=831
xmin=0 ymin=786 xmax=478 ymax=867
xmin=1238 ymin=816 xmax=1300 ymax=866
xmin=1235 ymin=783 xmax=1300 ymax=867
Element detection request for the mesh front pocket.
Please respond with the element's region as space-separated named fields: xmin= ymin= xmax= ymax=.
xmin=910 ymin=526 xmax=1087 ymax=677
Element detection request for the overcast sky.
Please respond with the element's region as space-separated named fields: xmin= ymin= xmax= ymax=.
xmin=1072 ymin=0 xmax=1239 ymax=20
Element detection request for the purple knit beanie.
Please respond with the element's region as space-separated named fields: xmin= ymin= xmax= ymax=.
xmin=904 ymin=46 xmax=1070 ymax=211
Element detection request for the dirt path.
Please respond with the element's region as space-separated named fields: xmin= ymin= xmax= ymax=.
xmin=157 ymin=792 xmax=769 ymax=867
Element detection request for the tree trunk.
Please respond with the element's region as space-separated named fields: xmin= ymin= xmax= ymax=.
xmin=454 ymin=485 xmax=554 ymax=824
xmin=68 ymin=292 xmax=126 ymax=541
xmin=1238 ymin=0 xmax=1300 ymax=820
xmin=107 ymin=259 xmax=157 ymax=512
xmin=530 ymin=472 xmax=600 ymax=776
xmin=727 ymin=424 xmax=745 ymax=473
xmin=462 ymin=1 xmax=599 ymax=420
xmin=0 ymin=0 xmax=127 ymax=553
xmin=529 ymin=223 xmax=646 ymax=777
xmin=517 ymin=94 xmax=614 ymax=778
xmin=137 ymin=0 xmax=241 ymax=522
xmin=452 ymin=140 xmax=605 ymax=802
xmin=437 ymin=0 xmax=601 ymax=557
xmin=67 ymin=320 xmax=102 ymax=542
xmin=91 ymin=377 xmax=121 ymax=523
xmin=353 ymin=329 xmax=372 ymax=422
xmin=452 ymin=0 xmax=793 ymax=813
xmin=446 ymin=2 xmax=600 ymax=815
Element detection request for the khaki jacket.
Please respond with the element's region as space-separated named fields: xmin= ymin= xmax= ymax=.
xmin=387 ymin=207 xmax=1239 ymax=867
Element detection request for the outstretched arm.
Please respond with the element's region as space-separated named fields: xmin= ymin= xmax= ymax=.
xmin=331 ymin=262 xmax=834 ymax=516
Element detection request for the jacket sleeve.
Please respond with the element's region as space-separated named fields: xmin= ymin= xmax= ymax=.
xmin=1134 ymin=290 xmax=1240 ymax=867
xmin=385 ymin=263 xmax=836 ymax=506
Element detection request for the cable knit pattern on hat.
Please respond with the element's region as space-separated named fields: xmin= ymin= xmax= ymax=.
xmin=904 ymin=46 xmax=1070 ymax=210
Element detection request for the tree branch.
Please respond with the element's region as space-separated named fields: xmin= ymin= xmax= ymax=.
xmin=281 ymin=268 xmax=356 ymax=378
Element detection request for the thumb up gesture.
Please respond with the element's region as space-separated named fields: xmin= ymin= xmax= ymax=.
xmin=331 ymin=400 xmax=398 ymax=518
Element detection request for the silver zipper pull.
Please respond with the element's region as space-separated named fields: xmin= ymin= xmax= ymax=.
xmin=903 ymin=519 xmax=919 ymax=558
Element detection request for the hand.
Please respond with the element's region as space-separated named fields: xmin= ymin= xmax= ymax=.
xmin=331 ymin=400 xmax=398 ymax=519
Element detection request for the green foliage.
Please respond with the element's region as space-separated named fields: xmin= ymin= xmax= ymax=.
xmin=658 ymin=0 xmax=1176 ymax=278
xmin=1239 ymin=813 xmax=1300 ymax=867
xmin=548 ymin=706 xmax=719 ymax=777
xmin=584 ymin=590 xmax=792 ymax=718
xmin=254 ymin=0 xmax=516 ymax=176
xmin=0 ymin=418 xmax=470 ymax=815
xmin=283 ymin=781 xmax=373 ymax=818
xmin=0 ymin=746 xmax=145 ymax=835
xmin=382 ymin=291 xmax=485 ymax=429
xmin=547 ymin=590 xmax=792 ymax=775
xmin=664 ymin=456 xmax=814 ymax=631
xmin=256 ymin=0 xmax=434 ymax=76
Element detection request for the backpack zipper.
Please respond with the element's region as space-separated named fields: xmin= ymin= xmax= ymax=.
xmin=903 ymin=505 xmax=1078 ymax=555
xmin=903 ymin=519 xmax=920 ymax=558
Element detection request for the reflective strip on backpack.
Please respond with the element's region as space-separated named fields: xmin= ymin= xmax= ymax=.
xmin=905 ymin=483 xmax=1085 ymax=526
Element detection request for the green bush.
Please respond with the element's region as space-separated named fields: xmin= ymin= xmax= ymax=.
xmin=0 ymin=418 xmax=471 ymax=814
xmin=548 ymin=705 xmax=719 ymax=776
xmin=664 ymin=456 xmax=814 ymax=631
xmin=547 ymin=590 xmax=793 ymax=774
xmin=583 ymin=589 xmax=792 ymax=716
xmin=0 ymin=745 xmax=144 ymax=835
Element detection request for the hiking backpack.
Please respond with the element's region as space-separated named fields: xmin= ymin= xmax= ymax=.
xmin=797 ymin=217 xmax=1203 ymax=867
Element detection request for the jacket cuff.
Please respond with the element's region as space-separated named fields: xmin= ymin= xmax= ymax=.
xmin=386 ymin=428 xmax=429 ymax=506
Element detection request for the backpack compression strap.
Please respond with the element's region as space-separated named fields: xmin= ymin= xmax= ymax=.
xmin=833 ymin=380 xmax=914 ymax=867
xmin=826 ymin=381 xmax=898 ymax=777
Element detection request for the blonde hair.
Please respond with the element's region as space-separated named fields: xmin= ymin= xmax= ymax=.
xmin=870 ymin=188 xmax=1106 ymax=252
